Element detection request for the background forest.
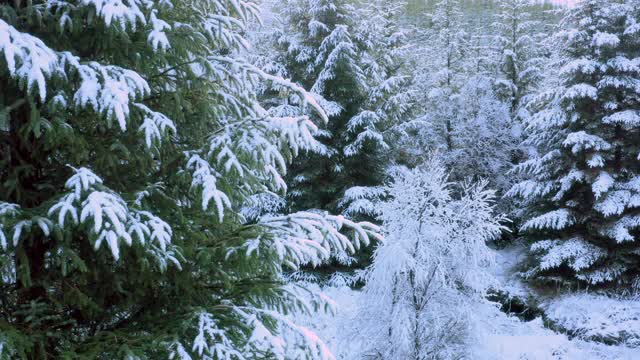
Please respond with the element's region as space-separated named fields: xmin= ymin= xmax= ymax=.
xmin=1 ymin=0 xmax=640 ymax=359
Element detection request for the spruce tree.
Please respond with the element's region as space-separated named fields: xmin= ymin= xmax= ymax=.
xmin=398 ymin=0 xmax=470 ymax=170
xmin=0 ymin=1 xmax=379 ymax=358
xmin=468 ymin=4 xmax=497 ymax=79
xmin=426 ymin=0 xmax=468 ymax=152
xmin=271 ymin=0 xmax=410 ymax=217
xmin=509 ymin=0 xmax=640 ymax=286
xmin=399 ymin=0 xmax=520 ymax=196
xmin=338 ymin=0 xmax=414 ymax=219
xmin=493 ymin=0 xmax=546 ymax=118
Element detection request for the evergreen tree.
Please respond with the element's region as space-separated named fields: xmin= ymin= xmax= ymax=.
xmin=493 ymin=0 xmax=546 ymax=118
xmin=397 ymin=0 xmax=522 ymax=200
xmin=450 ymin=77 xmax=519 ymax=197
xmin=272 ymin=0 xmax=365 ymax=214
xmin=0 ymin=1 xmax=379 ymax=358
xmin=424 ymin=0 xmax=468 ymax=152
xmin=509 ymin=0 xmax=640 ymax=286
xmin=394 ymin=0 xmax=466 ymax=166
xmin=338 ymin=0 xmax=414 ymax=219
xmin=468 ymin=5 xmax=497 ymax=79
xmin=272 ymin=0 xmax=410 ymax=217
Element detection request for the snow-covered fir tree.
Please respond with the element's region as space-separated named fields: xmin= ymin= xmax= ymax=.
xmin=271 ymin=0 xmax=411 ymax=218
xmin=6 ymin=0 xmax=640 ymax=358
xmin=509 ymin=0 xmax=640 ymax=286
xmin=337 ymin=0 xmax=414 ymax=220
xmin=395 ymin=0 xmax=464 ymax=165
xmin=449 ymin=77 xmax=520 ymax=197
xmin=345 ymin=0 xmax=413 ymax=162
xmin=421 ymin=0 xmax=469 ymax=152
xmin=493 ymin=0 xmax=547 ymax=118
xmin=396 ymin=0 xmax=521 ymax=200
xmin=354 ymin=159 xmax=505 ymax=359
xmin=0 ymin=1 xmax=381 ymax=358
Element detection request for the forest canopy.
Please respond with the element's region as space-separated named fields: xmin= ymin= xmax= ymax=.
xmin=1 ymin=0 xmax=640 ymax=359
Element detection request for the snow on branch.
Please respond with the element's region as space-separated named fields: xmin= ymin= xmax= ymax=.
xmin=211 ymin=56 xmax=328 ymax=123
xmin=531 ymin=238 xmax=606 ymax=273
xmin=506 ymin=180 xmax=555 ymax=200
xmin=191 ymin=312 xmax=245 ymax=359
xmin=600 ymin=215 xmax=640 ymax=243
xmin=256 ymin=212 xmax=382 ymax=269
xmin=592 ymin=32 xmax=620 ymax=48
xmin=189 ymin=304 xmax=336 ymax=360
xmin=182 ymin=56 xmax=339 ymax=219
xmin=267 ymin=116 xmax=323 ymax=159
xmin=602 ymin=110 xmax=640 ymax=127
xmin=186 ymin=155 xmax=232 ymax=222
xmin=45 ymin=167 xmax=176 ymax=264
xmin=191 ymin=117 xmax=321 ymax=218
xmin=562 ymin=83 xmax=598 ymax=101
xmin=338 ymin=186 xmax=386 ymax=218
xmin=0 ymin=19 xmax=59 ymax=102
xmin=0 ymin=203 xmax=20 ymax=251
xmin=203 ymin=0 xmax=261 ymax=26
xmin=597 ymin=190 xmax=634 ymax=218
xmin=148 ymin=9 xmax=172 ymax=51
xmin=46 ymin=0 xmax=171 ymax=33
xmin=0 ymin=19 xmax=176 ymax=142
xmin=136 ymin=103 xmax=176 ymax=148
xmin=44 ymin=0 xmax=178 ymax=52
xmin=68 ymin=57 xmax=151 ymax=130
xmin=79 ymin=0 xmax=147 ymax=29
xmin=343 ymin=128 xmax=388 ymax=157
xmin=554 ymin=170 xmax=586 ymax=201
xmin=591 ymin=172 xmax=614 ymax=200
xmin=312 ymin=25 xmax=361 ymax=95
xmin=187 ymin=94 xmax=329 ymax=223
xmin=561 ymin=58 xmax=599 ymax=76
xmin=343 ymin=111 xmax=388 ymax=157
xmin=562 ymin=131 xmax=612 ymax=154
xmin=254 ymin=308 xmax=335 ymax=360
xmin=521 ymin=209 xmax=575 ymax=232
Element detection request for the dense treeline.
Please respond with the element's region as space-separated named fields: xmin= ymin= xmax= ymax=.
xmin=1 ymin=0 xmax=640 ymax=359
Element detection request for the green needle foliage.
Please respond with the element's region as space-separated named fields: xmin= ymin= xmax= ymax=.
xmin=0 ymin=1 xmax=379 ymax=358
xmin=509 ymin=0 xmax=640 ymax=287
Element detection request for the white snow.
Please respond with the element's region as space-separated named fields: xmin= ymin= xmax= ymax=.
xmin=521 ymin=209 xmax=575 ymax=231
xmin=592 ymin=32 xmax=620 ymax=48
xmin=542 ymin=293 xmax=640 ymax=347
xmin=532 ymin=238 xmax=606 ymax=272
xmin=286 ymin=243 xmax=640 ymax=359
xmin=471 ymin=303 xmax=639 ymax=360
xmin=148 ymin=10 xmax=171 ymax=50
xmin=186 ymin=154 xmax=232 ymax=222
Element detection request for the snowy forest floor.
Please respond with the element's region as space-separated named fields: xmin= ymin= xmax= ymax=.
xmin=477 ymin=245 xmax=640 ymax=359
xmin=295 ymin=244 xmax=640 ymax=359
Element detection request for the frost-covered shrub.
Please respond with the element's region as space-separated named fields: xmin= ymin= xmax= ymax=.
xmin=354 ymin=158 xmax=506 ymax=359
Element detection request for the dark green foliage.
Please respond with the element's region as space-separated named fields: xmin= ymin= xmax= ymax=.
xmin=510 ymin=0 xmax=640 ymax=287
xmin=273 ymin=0 xmax=409 ymax=216
xmin=0 ymin=1 xmax=379 ymax=358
